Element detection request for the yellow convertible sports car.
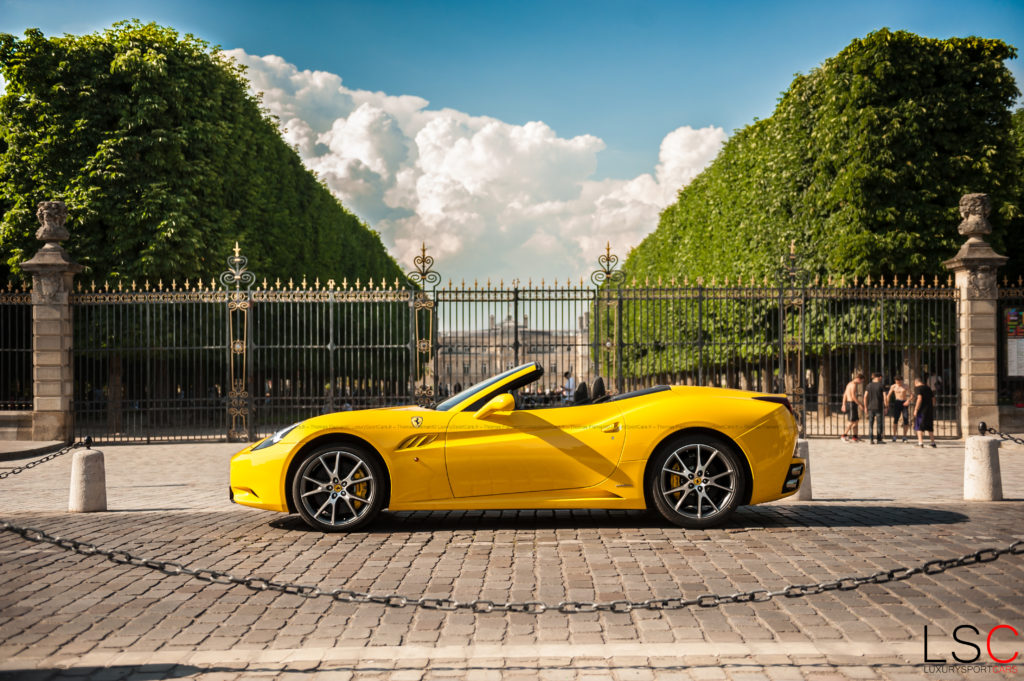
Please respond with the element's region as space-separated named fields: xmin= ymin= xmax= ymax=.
xmin=230 ymin=362 xmax=803 ymax=531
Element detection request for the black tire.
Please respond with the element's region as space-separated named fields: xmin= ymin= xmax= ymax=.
xmin=647 ymin=434 xmax=746 ymax=529
xmin=291 ymin=444 xmax=386 ymax=532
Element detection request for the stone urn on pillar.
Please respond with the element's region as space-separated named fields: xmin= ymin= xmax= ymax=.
xmin=943 ymin=193 xmax=1007 ymax=437
xmin=21 ymin=201 xmax=82 ymax=441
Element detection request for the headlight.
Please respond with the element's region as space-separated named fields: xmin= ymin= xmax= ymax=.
xmin=252 ymin=423 xmax=300 ymax=450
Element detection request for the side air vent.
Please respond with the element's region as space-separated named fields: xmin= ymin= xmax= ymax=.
xmin=397 ymin=433 xmax=440 ymax=450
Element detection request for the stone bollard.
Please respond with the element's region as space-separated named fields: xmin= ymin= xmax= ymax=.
xmin=794 ymin=439 xmax=812 ymax=500
xmin=963 ymin=436 xmax=1003 ymax=501
xmin=68 ymin=448 xmax=107 ymax=512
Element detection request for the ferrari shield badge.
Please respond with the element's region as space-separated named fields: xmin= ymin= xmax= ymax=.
xmin=411 ymin=416 xmax=423 ymax=428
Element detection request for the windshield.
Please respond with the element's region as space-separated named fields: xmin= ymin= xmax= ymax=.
xmin=434 ymin=363 xmax=536 ymax=411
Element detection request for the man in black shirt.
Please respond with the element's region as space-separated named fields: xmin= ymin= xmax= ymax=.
xmin=865 ymin=372 xmax=885 ymax=444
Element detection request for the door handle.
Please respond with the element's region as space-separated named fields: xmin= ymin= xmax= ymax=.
xmin=602 ymin=422 xmax=621 ymax=433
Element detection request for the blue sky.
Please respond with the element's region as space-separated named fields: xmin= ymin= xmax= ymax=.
xmin=2 ymin=0 xmax=1022 ymax=280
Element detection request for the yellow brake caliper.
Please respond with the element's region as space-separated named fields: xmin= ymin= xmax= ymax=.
xmin=669 ymin=463 xmax=683 ymax=504
xmin=351 ymin=468 xmax=367 ymax=510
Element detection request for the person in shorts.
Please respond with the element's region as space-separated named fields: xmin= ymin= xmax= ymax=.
xmin=840 ymin=373 xmax=865 ymax=442
xmin=912 ymin=375 xmax=936 ymax=448
xmin=886 ymin=375 xmax=911 ymax=442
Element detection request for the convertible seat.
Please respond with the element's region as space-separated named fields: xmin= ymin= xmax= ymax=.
xmin=591 ymin=377 xmax=608 ymax=403
xmin=573 ymin=382 xmax=589 ymax=406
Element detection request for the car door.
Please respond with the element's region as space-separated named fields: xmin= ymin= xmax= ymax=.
xmin=444 ymin=401 xmax=626 ymax=497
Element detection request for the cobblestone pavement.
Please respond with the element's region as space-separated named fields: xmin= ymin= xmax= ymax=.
xmin=0 ymin=438 xmax=1022 ymax=680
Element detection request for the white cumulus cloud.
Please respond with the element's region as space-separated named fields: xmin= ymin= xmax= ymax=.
xmin=225 ymin=48 xmax=726 ymax=283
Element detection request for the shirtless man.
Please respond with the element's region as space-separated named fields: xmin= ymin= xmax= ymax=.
xmin=886 ymin=375 xmax=911 ymax=442
xmin=841 ymin=373 xmax=866 ymax=442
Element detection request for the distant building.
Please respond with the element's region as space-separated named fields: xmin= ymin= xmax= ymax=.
xmin=436 ymin=313 xmax=591 ymax=398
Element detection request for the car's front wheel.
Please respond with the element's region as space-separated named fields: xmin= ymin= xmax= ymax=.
xmin=647 ymin=435 xmax=746 ymax=529
xmin=291 ymin=445 xmax=385 ymax=532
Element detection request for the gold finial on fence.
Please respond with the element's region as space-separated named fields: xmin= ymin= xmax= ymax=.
xmin=327 ymin=279 xmax=335 ymax=291
xmin=131 ymin=280 xmax=136 ymax=291
xmin=475 ymin=278 xmax=480 ymax=289
xmin=103 ymin=280 xmax=109 ymax=292
xmin=591 ymin=241 xmax=625 ymax=286
xmin=144 ymin=280 xmax=151 ymax=291
xmin=906 ymin=275 xmax=912 ymax=287
xmin=340 ymin=277 xmax=347 ymax=290
xmin=274 ymin=278 xmax=282 ymax=289
xmin=762 ymin=274 xmax=769 ymax=285
xmin=407 ymin=242 xmax=441 ymax=288
xmin=920 ymin=275 xmax=926 ymax=287
xmin=314 ymin=277 xmax=320 ymax=290
xmin=671 ymin=276 xmax=677 ymax=286
xmin=865 ymin=275 xmax=871 ymax=287
xmin=368 ymin=277 xmax=374 ymax=290
xmin=172 ymin=279 xmax=179 ymax=290
xmin=301 ymin=275 xmax=308 ymax=290
xmin=933 ymin=275 xmax=939 ymax=287
xmin=723 ymin=275 xmax=728 ymax=286
xmin=461 ymin=278 xmax=466 ymax=289
xmin=684 ymin=276 xmax=689 ymax=285
xmin=1018 ymin=275 xmax=1023 ymax=287
xmin=813 ymin=274 xmax=820 ymax=286
xmin=354 ymin=278 xmax=361 ymax=290
xmin=710 ymin=275 xmax=716 ymax=286
xmin=74 ymin=281 xmax=81 ymax=292
xmin=157 ymin=279 xmax=163 ymax=291
xmin=853 ymin=275 xmax=858 ymax=286
xmin=697 ymin=276 xmax=704 ymax=286
xmin=184 ymin=278 xmax=191 ymax=291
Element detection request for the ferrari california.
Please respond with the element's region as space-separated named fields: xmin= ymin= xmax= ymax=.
xmin=229 ymin=362 xmax=803 ymax=531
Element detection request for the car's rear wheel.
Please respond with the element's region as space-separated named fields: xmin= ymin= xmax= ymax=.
xmin=648 ymin=435 xmax=746 ymax=529
xmin=291 ymin=445 xmax=385 ymax=532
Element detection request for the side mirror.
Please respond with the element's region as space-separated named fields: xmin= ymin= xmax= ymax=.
xmin=474 ymin=393 xmax=515 ymax=419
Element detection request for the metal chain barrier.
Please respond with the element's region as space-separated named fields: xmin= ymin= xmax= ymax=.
xmin=978 ymin=421 xmax=1024 ymax=445
xmin=1 ymin=440 xmax=1022 ymax=614
xmin=0 ymin=439 xmax=87 ymax=480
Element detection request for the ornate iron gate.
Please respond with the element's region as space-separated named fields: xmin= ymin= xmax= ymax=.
xmin=69 ymin=242 xmax=960 ymax=442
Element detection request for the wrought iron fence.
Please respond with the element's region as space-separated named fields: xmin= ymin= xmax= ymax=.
xmin=49 ymin=243 xmax=963 ymax=441
xmin=0 ymin=283 xmax=32 ymax=410
xmin=592 ymin=277 xmax=959 ymax=438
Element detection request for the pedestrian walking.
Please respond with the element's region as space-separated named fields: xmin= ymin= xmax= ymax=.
xmin=840 ymin=373 xmax=865 ymax=442
xmin=886 ymin=375 xmax=911 ymax=442
xmin=865 ymin=372 xmax=885 ymax=444
xmin=912 ymin=375 xmax=936 ymax=448
xmin=562 ymin=371 xmax=576 ymax=402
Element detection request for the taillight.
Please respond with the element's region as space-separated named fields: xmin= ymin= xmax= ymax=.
xmin=754 ymin=395 xmax=793 ymax=415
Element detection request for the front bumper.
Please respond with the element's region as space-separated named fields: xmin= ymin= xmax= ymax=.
xmin=229 ymin=441 xmax=292 ymax=512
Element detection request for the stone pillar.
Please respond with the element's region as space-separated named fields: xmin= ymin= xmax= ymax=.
xmin=21 ymin=201 xmax=82 ymax=441
xmin=943 ymin=194 xmax=1007 ymax=436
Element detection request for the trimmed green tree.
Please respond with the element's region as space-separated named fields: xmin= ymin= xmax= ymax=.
xmin=0 ymin=21 xmax=404 ymax=285
xmin=624 ymin=29 xmax=1021 ymax=283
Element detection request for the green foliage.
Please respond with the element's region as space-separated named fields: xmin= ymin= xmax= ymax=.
xmin=0 ymin=21 xmax=404 ymax=285
xmin=625 ymin=29 xmax=1021 ymax=282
